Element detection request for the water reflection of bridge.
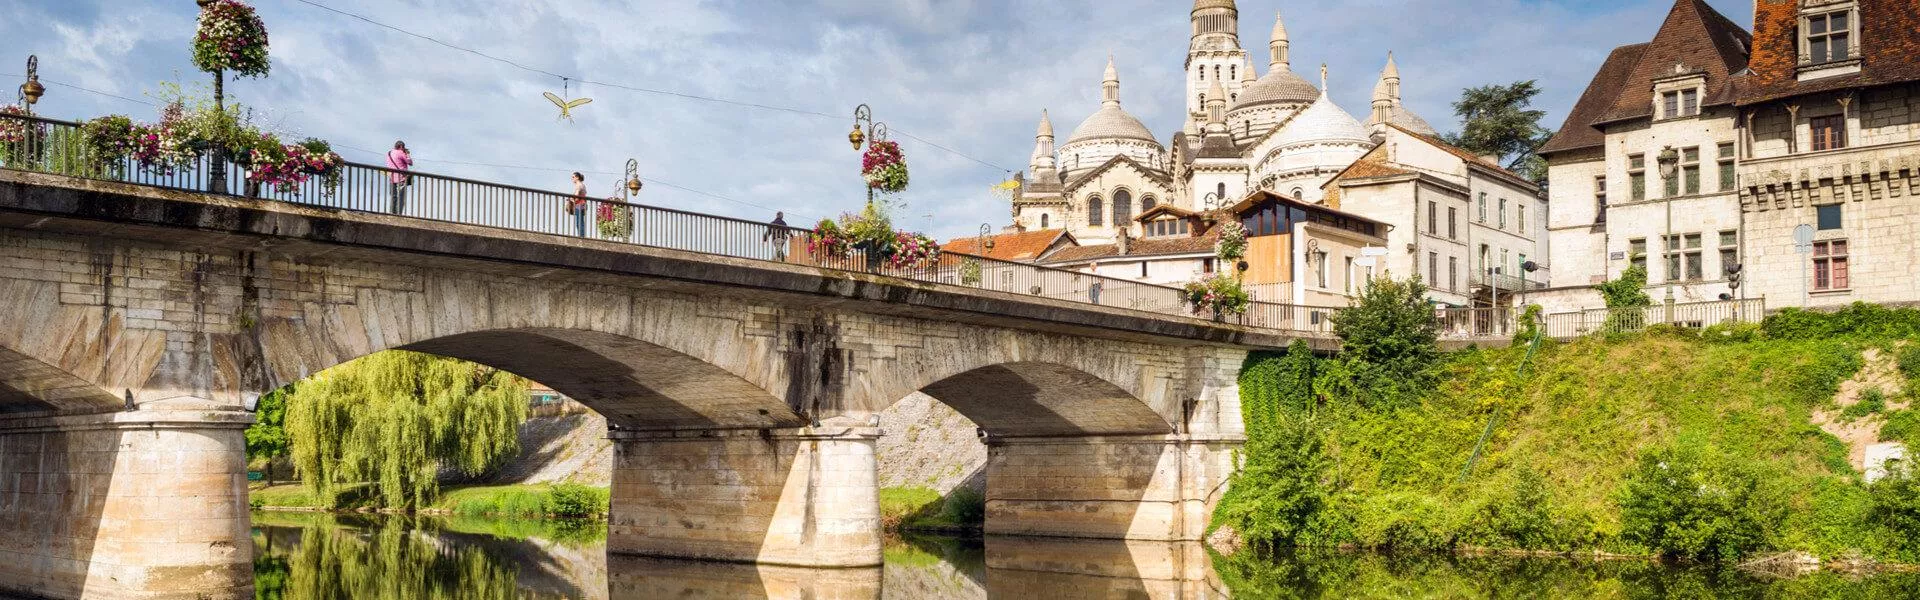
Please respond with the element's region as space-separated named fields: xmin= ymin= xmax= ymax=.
xmin=609 ymin=537 xmax=1226 ymax=600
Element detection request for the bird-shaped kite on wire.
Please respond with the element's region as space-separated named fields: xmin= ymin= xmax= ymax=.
xmin=544 ymin=91 xmax=592 ymax=122
xmin=545 ymin=78 xmax=592 ymax=122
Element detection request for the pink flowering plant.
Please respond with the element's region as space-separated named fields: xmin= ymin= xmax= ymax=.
xmin=886 ymin=231 xmax=940 ymax=270
xmin=1182 ymin=273 xmax=1250 ymax=316
xmin=597 ymin=201 xmax=634 ymax=239
xmin=192 ymin=0 xmax=271 ymax=78
xmin=79 ymin=115 xmax=141 ymax=174
xmin=861 ymin=140 xmax=909 ymax=194
xmin=807 ymin=218 xmax=852 ymax=259
xmin=0 ymin=104 xmax=42 ymax=144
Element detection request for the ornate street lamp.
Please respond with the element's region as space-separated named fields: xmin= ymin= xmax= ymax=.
xmin=1656 ymin=146 xmax=1681 ymax=305
xmin=849 ymin=104 xmax=889 ymax=204
xmin=977 ymin=223 xmax=995 ymax=254
xmin=18 ymin=56 xmax=44 ymax=113
xmin=624 ymin=158 xmax=643 ymax=199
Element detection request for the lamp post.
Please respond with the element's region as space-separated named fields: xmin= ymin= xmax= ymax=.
xmin=18 ymin=56 xmax=44 ymax=114
xmin=1656 ymin=146 xmax=1680 ymax=322
xmin=849 ymin=104 xmax=888 ymax=206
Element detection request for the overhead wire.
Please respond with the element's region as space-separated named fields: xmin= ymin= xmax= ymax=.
xmin=7 ymin=73 xmax=809 ymax=218
xmin=284 ymin=0 xmax=1015 ymax=174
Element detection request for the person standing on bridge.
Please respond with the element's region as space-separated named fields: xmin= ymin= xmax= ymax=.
xmin=569 ymin=172 xmax=589 ymax=237
xmin=387 ymin=141 xmax=413 ymax=215
xmin=764 ymin=211 xmax=791 ymax=261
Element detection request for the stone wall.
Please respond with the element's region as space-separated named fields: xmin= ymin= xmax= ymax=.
xmin=0 ymin=410 xmax=252 ymax=600
xmin=983 ymin=435 xmax=1238 ymax=541
xmin=875 ymin=392 xmax=986 ymax=494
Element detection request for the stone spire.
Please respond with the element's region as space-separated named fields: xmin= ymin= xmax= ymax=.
xmin=1366 ymin=52 xmax=1438 ymax=136
xmin=1269 ymin=12 xmax=1291 ymax=71
xmin=1102 ymin=55 xmax=1121 ymax=108
xmin=1205 ymin=80 xmax=1229 ymax=134
xmin=1030 ymin=110 xmax=1057 ymax=173
xmin=1241 ymin=57 xmax=1258 ymax=85
xmin=1382 ymin=51 xmax=1401 ymax=103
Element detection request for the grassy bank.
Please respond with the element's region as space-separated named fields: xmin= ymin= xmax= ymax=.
xmin=1218 ymin=302 xmax=1920 ymax=564
xmin=880 ymin=486 xmax=985 ymax=533
xmin=250 ymin=482 xmax=609 ymax=518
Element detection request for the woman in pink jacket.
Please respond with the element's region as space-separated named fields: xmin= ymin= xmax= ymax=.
xmin=387 ymin=141 xmax=413 ymax=215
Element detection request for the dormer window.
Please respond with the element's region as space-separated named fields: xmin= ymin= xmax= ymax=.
xmin=1804 ymin=9 xmax=1853 ymax=65
xmin=1661 ymin=89 xmax=1699 ymax=119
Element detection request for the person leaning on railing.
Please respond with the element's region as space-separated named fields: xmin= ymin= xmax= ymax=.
xmin=387 ymin=141 xmax=412 ymax=215
xmin=568 ymin=172 xmax=589 ymax=237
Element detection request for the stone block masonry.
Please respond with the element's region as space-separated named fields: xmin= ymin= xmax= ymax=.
xmin=608 ymin=424 xmax=882 ymax=568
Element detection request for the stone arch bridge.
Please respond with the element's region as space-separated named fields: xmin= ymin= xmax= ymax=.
xmin=0 ymin=171 xmax=1299 ymax=599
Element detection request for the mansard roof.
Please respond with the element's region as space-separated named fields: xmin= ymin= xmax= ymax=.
xmin=1739 ymin=0 xmax=1920 ymax=105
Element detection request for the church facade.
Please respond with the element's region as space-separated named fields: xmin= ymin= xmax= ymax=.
xmin=1011 ymin=0 xmax=1435 ymax=247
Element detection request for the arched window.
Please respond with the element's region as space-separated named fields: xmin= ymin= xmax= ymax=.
xmin=1142 ymin=195 xmax=1157 ymax=212
xmin=1198 ymin=66 xmax=1205 ymax=81
xmin=1041 ymin=214 xmax=1050 ymax=229
xmin=1292 ymin=187 xmax=1304 ymax=199
xmin=1112 ymin=190 xmax=1133 ymax=227
xmin=1213 ymin=65 xmax=1221 ymax=81
xmin=1217 ymin=183 xmax=1227 ymax=201
xmin=1088 ymin=195 xmax=1104 ymax=226
xmin=1231 ymin=93 xmax=1238 ymax=103
xmin=1230 ymin=64 xmax=1237 ymax=80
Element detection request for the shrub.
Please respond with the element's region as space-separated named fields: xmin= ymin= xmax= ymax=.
xmin=1764 ymin=303 xmax=1920 ymax=340
xmin=939 ymin=486 xmax=986 ymax=525
xmin=546 ymin=484 xmax=609 ymax=518
xmin=1214 ymin=416 xmax=1333 ymax=550
xmin=1898 ymin=344 xmax=1920 ymax=383
xmin=1618 ymin=445 xmax=1774 ymax=562
xmin=1352 ymin=492 xmax=1455 ymax=552
xmin=1325 ymin=277 xmax=1439 ymax=409
xmin=1868 ymin=461 xmax=1920 ymax=556
xmin=1843 ymin=389 xmax=1889 ymax=421
xmin=1469 ymin=468 xmax=1569 ymax=550
xmin=1701 ymin=321 xmax=1762 ymax=344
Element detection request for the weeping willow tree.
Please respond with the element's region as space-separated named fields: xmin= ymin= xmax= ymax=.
xmin=285 ymin=351 xmax=528 ymax=509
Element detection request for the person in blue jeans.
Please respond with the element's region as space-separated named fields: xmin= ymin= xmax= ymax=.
xmin=569 ymin=172 xmax=588 ymax=237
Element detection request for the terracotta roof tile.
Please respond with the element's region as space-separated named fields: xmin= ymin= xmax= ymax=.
xmin=942 ymin=229 xmax=1072 ymax=262
xmin=1595 ymin=0 xmax=1751 ymax=125
xmin=1042 ymin=230 xmax=1220 ymax=264
xmin=1740 ymin=0 xmax=1920 ymax=105
xmin=1539 ymin=43 xmax=1649 ymax=155
xmin=1340 ymin=159 xmax=1416 ymax=180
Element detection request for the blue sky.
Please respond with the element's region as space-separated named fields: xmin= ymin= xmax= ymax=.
xmin=1 ymin=0 xmax=1751 ymax=240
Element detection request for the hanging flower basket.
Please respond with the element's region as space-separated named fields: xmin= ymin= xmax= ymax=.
xmin=885 ymin=231 xmax=940 ymax=270
xmin=1182 ymin=274 xmax=1250 ymax=317
xmin=80 ymin=115 xmax=140 ymax=174
xmin=861 ymin=140 xmax=909 ymax=194
xmin=0 ymin=104 xmax=48 ymax=166
xmin=193 ymin=0 xmax=272 ymax=78
xmin=297 ymin=138 xmax=346 ymax=197
xmin=807 ymin=218 xmax=852 ymax=260
xmin=597 ymin=201 xmax=635 ymax=240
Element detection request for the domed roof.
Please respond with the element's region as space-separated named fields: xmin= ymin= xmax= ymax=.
xmin=1065 ymin=106 xmax=1161 ymax=145
xmin=1192 ymin=0 xmax=1237 ymax=12
xmin=1274 ymin=91 xmax=1370 ymax=148
xmin=1232 ymin=68 xmax=1320 ymax=111
xmin=1386 ymin=109 xmax=1438 ymax=137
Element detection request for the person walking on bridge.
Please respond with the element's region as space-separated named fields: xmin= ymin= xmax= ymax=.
xmin=387 ymin=141 xmax=413 ymax=215
xmin=568 ymin=172 xmax=589 ymax=237
xmin=764 ymin=211 xmax=791 ymax=261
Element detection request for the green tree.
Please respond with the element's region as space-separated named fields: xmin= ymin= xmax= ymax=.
xmin=1444 ymin=81 xmax=1552 ymax=185
xmin=1324 ymin=276 xmax=1440 ymax=408
xmin=285 ymin=351 xmax=528 ymax=509
xmin=246 ymin=387 xmax=292 ymax=485
xmin=1597 ymin=265 xmax=1653 ymax=333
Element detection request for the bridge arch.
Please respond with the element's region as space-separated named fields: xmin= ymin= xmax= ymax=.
xmin=915 ymin=361 xmax=1172 ymax=437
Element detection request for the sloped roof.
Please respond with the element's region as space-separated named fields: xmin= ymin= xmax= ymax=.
xmin=1042 ymin=232 xmax=1221 ymax=264
xmin=1339 ymin=158 xmax=1416 ymax=180
xmin=1739 ymin=0 xmax=1920 ymax=105
xmin=1135 ymin=204 xmax=1197 ymax=222
xmin=1539 ymin=43 xmax=1649 ymax=156
xmin=1389 ymin=124 xmax=1537 ymax=189
xmin=1061 ymin=154 xmax=1171 ymax=191
xmin=943 ymin=229 xmax=1075 ymax=262
xmin=1594 ymin=0 xmax=1751 ymax=125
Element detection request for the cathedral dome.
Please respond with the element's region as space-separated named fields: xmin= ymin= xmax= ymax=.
xmin=1065 ymin=106 xmax=1160 ymax=146
xmin=1231 ymin=68 xmax=1319 ymax=110
xmin=1274 ymin=91 xmax=1370 ymax=148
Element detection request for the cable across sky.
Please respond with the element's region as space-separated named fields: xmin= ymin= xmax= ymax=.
xmin=285 ymin=0 xmax=1016 ymax=174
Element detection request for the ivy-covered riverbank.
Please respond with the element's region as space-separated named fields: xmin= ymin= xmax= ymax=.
xmin=1216 ymin=286 xmax=1920 ymax=566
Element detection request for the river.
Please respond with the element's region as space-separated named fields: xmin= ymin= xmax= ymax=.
xmin=251 ymin=512 xmax=1920 ymax=598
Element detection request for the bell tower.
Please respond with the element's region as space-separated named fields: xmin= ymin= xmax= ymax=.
xmin=1186 ymin=0 xmax=1248 ymax=135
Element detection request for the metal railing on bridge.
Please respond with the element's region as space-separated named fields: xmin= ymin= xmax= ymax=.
xmin=0 ymin=112 xmax=1335 ymax=335
xmin=1539 ymin=298 xmax=1766 ymax=338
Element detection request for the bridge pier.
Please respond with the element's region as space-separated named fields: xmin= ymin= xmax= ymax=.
xmin=608 ymin=421 xmax=883 ymax=567
xmin=981 ymin=434 xmax=1241 ymax=541
xmin=0 ymin=406 xmax=254 ymax=600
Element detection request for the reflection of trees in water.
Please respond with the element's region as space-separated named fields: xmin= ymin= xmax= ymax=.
xmin=1212 ymin=549 xmax=1920 ymax=599
xmin=252 ymin=514 xmax=599 ymax=600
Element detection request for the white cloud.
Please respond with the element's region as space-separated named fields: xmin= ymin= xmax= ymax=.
xmin=1 ymin=0 xmax=1754 ymax=240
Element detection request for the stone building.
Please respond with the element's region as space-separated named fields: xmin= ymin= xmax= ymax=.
xmin=1324 ymin=125 xmax=1548 ymax=308
xmin=1010 ymin=1 xmax=1437 ymax=247
xmin=1541 ymin=0 xmax=1920 ymax=313
xmin=1736 ymin=0 xmax=1920 ymax=308
xmin=1537 ymin=0 xmax=1753 ymax=313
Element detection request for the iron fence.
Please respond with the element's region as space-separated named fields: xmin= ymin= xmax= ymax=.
xmin=1435 ymin=307 xmax=1517 ymax=338
xmin=0 ymin=111 xmax=1344 ymax=335
xmin=1539 ymin=298 xmax=1766 ymax=338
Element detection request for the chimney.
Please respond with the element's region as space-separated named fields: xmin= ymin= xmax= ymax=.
xmin=1479 ymin=153 xmax=1502 ymax=165
xmin=1116 ymin=227 xmax=1131 ymax=256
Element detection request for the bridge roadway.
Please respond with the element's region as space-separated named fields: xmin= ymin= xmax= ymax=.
xmin=0 ymin=169 xmax=1316 ymax=599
